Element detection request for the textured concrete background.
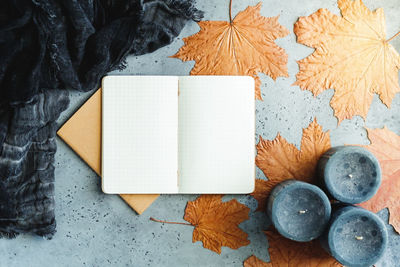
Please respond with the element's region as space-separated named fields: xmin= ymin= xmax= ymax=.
xmin=1 ymin=0 xmax=400 ymax=266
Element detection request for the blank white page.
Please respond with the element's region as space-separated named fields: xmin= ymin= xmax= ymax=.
xmin=102 ymin=76 xmax=179 ymax=194
xmin=178 ymin=76 xmax=255 ymax=193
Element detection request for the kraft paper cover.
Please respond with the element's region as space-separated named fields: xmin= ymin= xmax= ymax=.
xmin=57 ymin=89 xmax=159 ymax=214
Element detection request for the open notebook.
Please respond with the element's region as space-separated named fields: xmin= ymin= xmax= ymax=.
xmin=102 ymin=76 xmax=255 ymax=194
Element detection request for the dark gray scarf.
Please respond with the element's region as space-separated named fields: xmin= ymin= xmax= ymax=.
xmin=0 ymin=0 xmax=202 ymax=238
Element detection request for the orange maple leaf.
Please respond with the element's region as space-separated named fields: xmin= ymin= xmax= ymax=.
xmin=183 ymin=194 xmax=250 ymax=254
xmin=250 ymin=179 xmax=272 ymax=212
xmin=253 ymin=119 xmax=331 ymax=209
xmin=150 ymin=195 xmax=250 ymax=253
xmin=172 ymin=2 xmax=289 ymax=100
xmin=264 ymin=230 xmax=342 ymax=266
xmin=294 ymin=0 xmax=400 ymax=122
xmin=244 ymin=255 xmax=269 ymax=267
xmin=359 ymin=127 xmax=400 ymax=233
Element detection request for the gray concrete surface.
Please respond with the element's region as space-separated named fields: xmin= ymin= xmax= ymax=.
xmin=1 ymin=0 xmax=400 ymax=266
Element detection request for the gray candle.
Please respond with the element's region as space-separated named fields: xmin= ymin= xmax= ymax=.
xmin=317 ymin=146 xmax=381 ymax=204
xmin=267 ymin=180 xmax=331 ymax=242
xmin=321 ymin=205 xmax=388 ymax=267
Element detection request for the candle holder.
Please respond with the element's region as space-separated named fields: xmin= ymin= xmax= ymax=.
xmin=320 ymin=204 xmax=388 ymax=267
xmin=267 ymin=180 xmax=331 ymax=242
xmin=317 ymin=146 xmax=381 ymax=204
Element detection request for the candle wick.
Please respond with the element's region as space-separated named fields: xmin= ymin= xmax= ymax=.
xmin=299 ymin=210 xmax=307 ymax=214
xmin=355 ymin=236 xmax=363 ymax=240
xmin=348 ymin=174 xmax=353 ymax=178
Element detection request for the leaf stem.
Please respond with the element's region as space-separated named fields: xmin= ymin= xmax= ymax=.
xmin=229 ymin=0 xmax=233 ymax=24
xmin=387 ymin=30 xmax=400 ymax=43
xmin=150 ymin=217 xmax=192 ymax=226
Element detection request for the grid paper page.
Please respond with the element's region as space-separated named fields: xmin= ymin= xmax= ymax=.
xmin=178 ymin=76 xmax=255 ymax=193
xmin=102 ymin=76 xmax=179 ymax=194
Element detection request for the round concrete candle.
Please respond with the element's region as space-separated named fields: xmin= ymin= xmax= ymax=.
xmin=267 ymin=180 xmax=331 ymax=242
xmin=321 ymin=205 xmax=388 ymax=267
xmin=317 ymin=146 xmax=381 ymax=204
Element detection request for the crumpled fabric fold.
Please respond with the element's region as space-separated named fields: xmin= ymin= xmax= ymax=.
xmin=0 ymin=0 xmax=202 ymax=238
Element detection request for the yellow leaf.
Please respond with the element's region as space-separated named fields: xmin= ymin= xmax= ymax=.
xmin=294 ymin=0 xmax=400 ymax=122
xmin=172 ymin=2 xmax=289 ymax=100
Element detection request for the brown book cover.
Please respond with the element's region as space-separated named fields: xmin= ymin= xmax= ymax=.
xmin=57 ymin=89 xmax=159 ymax=214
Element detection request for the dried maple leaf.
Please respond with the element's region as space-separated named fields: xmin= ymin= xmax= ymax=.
xmin=150 ymin=195 xmax=250 ymax=253
xmin=172 ymin=2 xmax=289 ymax=100
xmin=264 ymin=230 xmax=342 ymax=266
xmin=183 ymin=194 xmax=250 ymax=253
xmin=244 ymin=255 xmax=269 ymax=267
xmin=253 ymin=119 xmax=331 ymax=209
xmin=359 ymin=127 xmax=400 ymax=233
xmin=250 ymin=179 xmax=272 ymax=212
xmin=294 ymin=0 xmax=400 ymax=122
